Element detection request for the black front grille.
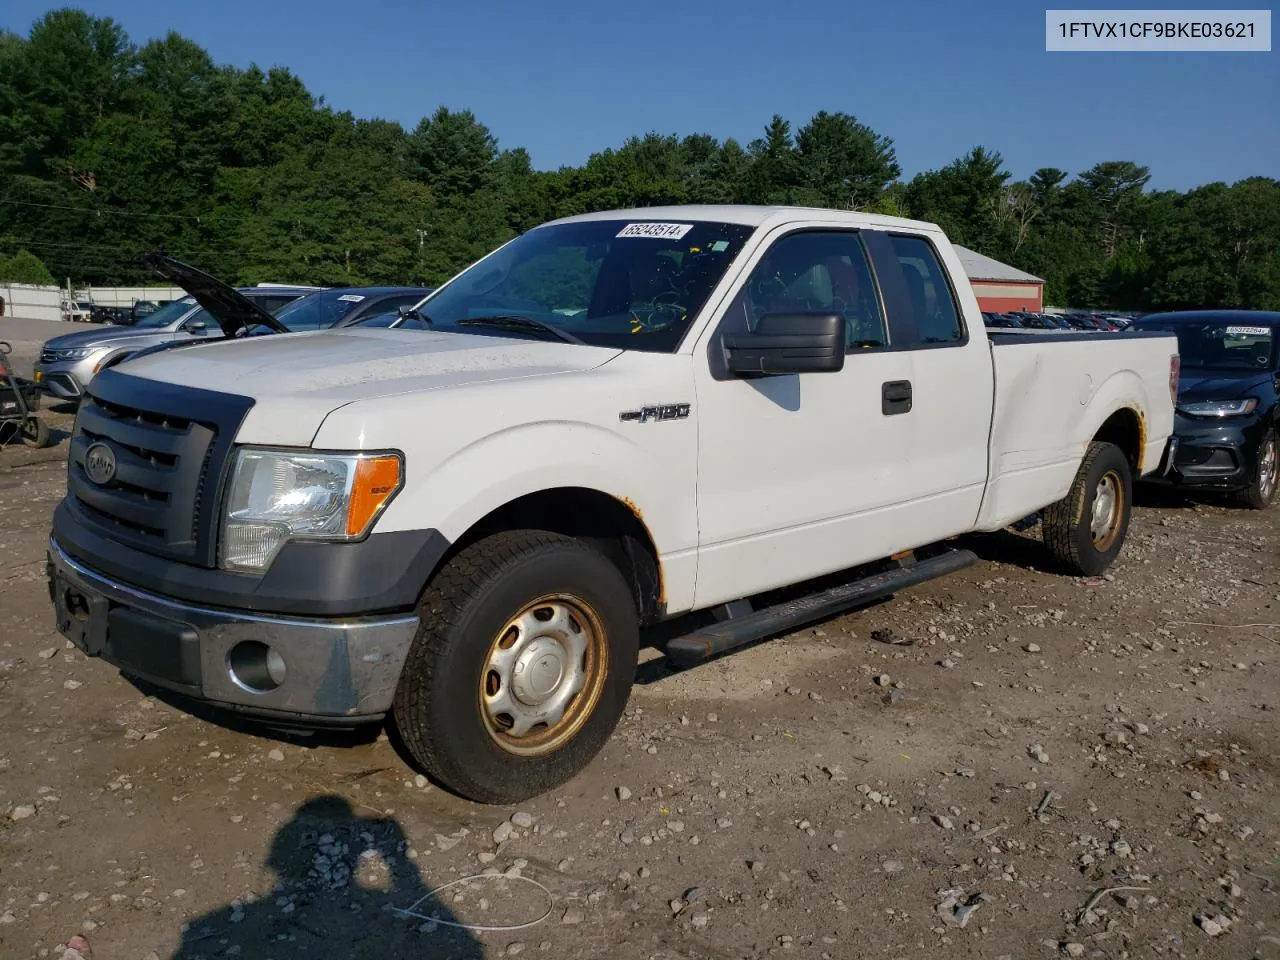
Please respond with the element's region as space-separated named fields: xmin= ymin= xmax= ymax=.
xmin=66 ymin=370 xmax=255 ymax=567
xmin=40 ymin=350 xmax=59 ymax=363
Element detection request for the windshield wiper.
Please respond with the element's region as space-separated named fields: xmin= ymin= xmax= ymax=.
xmin=394 ymin=305 xmax=432 ymax=327
xmin=456 ymin=315 xmax=585 ymax=345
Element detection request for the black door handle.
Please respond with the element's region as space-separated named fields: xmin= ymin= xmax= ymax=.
xmin=881 ymin=380 xmax=912 ymax=415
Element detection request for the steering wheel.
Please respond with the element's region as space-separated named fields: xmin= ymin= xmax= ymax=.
xmin=629 ymin=291 xmax=687 ymax=333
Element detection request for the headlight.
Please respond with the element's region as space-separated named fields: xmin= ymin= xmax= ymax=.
xmin=219 ymin=449 xmax=403 ymax=572
xmin=1177 ymin=398 xmax=1259 ymax=418
xmin=58 ymin=347 xmax=102 ymax=361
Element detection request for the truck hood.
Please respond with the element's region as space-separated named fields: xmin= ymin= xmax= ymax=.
xmin=1178 ymin=370 xmax=1273 ymax=401
xmin=44 ymin=325 xmax=170 ymax=351
xmin=114 ymin=327 xmax=623 ymax=445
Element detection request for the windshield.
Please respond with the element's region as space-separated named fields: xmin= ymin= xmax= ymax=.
xmin=274 ymin=289 xmax=377 ymax=331
xmin=411 ymin=219 xmax=755 ymax=352
xmin=1132 ymin=318 xmax=1275 ymax=373
xmin=131 ymin=297 xmax=198 ymax=329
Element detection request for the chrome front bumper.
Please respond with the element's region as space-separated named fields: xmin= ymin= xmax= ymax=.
xmin=47 ymin=539 xmax=419 ymax=723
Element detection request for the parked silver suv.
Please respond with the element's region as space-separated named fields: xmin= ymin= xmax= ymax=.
xmin=35 ymin=285 xmax=316 ymax=401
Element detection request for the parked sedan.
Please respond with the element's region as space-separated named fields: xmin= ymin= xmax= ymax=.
xmin=1131 ymin=310 xmax=1278 ymax=509
xmin=274 ymin=286 xmax=434 ymax=332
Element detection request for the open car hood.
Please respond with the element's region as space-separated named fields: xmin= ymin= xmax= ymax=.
xmin=142 ymin=253 xmax=289 ymax=337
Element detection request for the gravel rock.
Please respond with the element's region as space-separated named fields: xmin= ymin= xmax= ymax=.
xmin=933 ymin=814 xmax=954 ymax=830
xmin=1196 ymin=913 xmax=1231 ymax=936
xmin=510 ymin=811 xmax=534 ymax=829
xmin=267 ymin=748 xmax=285 ymax=762
xmin=1028 ymin=744 xmax=1050 ymax=763
xmin=1063 ymin=943 xmax=1086 ymax=957
xmin=615 ymin=786 xmax=632 ymax=801
xmin=63 ymin=679 xmax=82 ymax=691
xmin=492 ymin=821 xmax=514 ymax=844
xmin=9 ymin=804 xmax=36 ymax=822
xmin=1023 ymin=642 xmax=1042 ymax=653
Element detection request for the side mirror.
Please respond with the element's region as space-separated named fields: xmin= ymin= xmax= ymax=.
xmin=187 ymin=320 xmax=207 ymax=334
xmin=722 ymin=312 xmax=845 ymax=377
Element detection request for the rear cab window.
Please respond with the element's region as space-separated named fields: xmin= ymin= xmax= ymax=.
xmin=886 ymin=235 xmax=966 ymax=346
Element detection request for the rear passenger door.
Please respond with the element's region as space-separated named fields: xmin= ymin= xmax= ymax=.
xmin=863 ymin=231 xmax=993 ymax=532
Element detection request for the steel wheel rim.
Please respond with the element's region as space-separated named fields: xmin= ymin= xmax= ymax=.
xmin=479 ymin=594 xmax=607 ymax=757
xmin=1259 ymin=438 xmax=1277 ymax=501
xmin=1090 ymin=470 xmax=1124 ymax=549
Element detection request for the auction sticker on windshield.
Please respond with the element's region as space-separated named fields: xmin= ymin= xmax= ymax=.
xmin=617 ymin=222 xmax=694 ymax=240
xmin=1225 ymin=325 xmax=1270 ymax=336
xmin=337 ymin=294 xmax=366 ymax=302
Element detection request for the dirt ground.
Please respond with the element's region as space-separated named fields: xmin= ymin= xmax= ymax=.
xmin=1 ymin=317 xmax=1278 ymax=960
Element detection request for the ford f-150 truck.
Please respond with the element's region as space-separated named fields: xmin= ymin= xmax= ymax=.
xmin=46 ymin=205 xmax=1180 ymax=803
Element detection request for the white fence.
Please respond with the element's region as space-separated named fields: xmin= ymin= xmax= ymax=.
xmin=0 ymin=283 xmax=187 ymax=321
xmin=0 ymin=283 xmax=61 ymax=322
xmin=80 ymin=285 xmax=186 ymax=307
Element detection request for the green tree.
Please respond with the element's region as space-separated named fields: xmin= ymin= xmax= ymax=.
xmin=794 ymin=111 xmax=899 ymax=210
xmin=1077 ymin=161 xmax=1151 ymax=259
xmin=745 ymin=114 xmax=801 ymax=204
xmin=0 ymin=248 xmax=55 ymax=284
xmin=902 ymin=146 xmax=1009 ymax=249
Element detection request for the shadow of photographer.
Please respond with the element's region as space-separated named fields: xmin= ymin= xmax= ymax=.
xmin=170 ymin=795 xmax=483 ymax=959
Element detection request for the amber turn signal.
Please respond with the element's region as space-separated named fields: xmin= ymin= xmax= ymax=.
xmin=346 ymin=455 xmax=402 ymax=537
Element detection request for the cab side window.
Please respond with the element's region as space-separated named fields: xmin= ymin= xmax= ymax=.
xmin=726 ymin=231 xmax=887 ymax=349
xmin=888 ymin=235 xmax=964 ymax=344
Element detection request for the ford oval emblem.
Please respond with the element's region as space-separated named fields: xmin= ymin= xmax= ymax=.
xmin=84 ymin=442 xmax=117 ymax=486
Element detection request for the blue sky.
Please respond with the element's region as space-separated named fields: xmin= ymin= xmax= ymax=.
xmin=4 ymin=0 xmax=1277 ymax=189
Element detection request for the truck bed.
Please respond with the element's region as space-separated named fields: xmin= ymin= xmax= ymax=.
xmin=976 ymin=329 xmax=1177 ymax=532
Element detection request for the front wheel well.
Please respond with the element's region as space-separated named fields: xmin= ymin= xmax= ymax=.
xmin=447 ymin=488 xmax=664 ymax=623
xmin=1093 ymin=408 xmax=1143 ymax=472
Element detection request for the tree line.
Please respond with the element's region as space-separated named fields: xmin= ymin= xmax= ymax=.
xmin=2 ymin=8 xmax=1277 ymax=311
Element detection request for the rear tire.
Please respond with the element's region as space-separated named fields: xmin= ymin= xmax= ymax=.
xmin=392 ymin=530 xmax=639 ymax=804
xmin=1235 ymin=430 xmax=1277 ymax=510
xmin=1043 ymin=440 xmax=1132 ymax=576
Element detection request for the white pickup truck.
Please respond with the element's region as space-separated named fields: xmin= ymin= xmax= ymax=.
xmin=47 ymin=205 xmax=1180 ymax=803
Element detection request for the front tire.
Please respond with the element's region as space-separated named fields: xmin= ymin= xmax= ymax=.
xmin=1042 ymin=440 xmax=1133 ymax=576
xmin=1236 ymin=430 xmax=1277 ymax=510
xmin=392 ymin=530 xmax=639 ymax=804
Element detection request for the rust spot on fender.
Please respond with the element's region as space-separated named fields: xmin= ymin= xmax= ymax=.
xmin=1135 ymin=408 xmax=1147 ymax=473
xmin=619 ymin=496 xmax=666 ymax=609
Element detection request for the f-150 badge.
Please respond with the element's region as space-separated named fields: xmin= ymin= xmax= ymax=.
xmin=619 ymin=403 xmax=691 ymax=423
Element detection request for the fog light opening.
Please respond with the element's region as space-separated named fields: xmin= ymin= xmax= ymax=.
xmin=64 ymin=589 xmax=90 ymax=622
xmin=227 ymin=641 xmax=286 ymax=693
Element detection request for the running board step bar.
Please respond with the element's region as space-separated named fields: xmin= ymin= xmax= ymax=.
xmin=664 ymin=549 xmax=977 ymax=667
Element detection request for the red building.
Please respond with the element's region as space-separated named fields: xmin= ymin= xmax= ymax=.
xmin=954 ymin=244 xmax=1044 ymax=313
